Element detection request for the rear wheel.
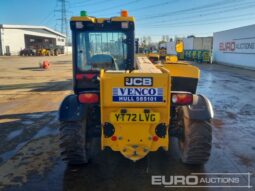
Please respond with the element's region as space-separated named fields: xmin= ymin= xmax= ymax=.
xmin=178 ymin=108 xmax=212 ymax=165
xmin=59 ymin=120 xmax=89 ymax=165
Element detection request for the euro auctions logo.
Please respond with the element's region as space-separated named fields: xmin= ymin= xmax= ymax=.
xmin=152 ymin=175 xmax=199 ymax=186
xmin=219 ymin=41 xmax=235 ymax=52
xmin=219 ymin=37 xmax=255 ymax=54
xmin=151 ymin=173 xmax=253 ymax=188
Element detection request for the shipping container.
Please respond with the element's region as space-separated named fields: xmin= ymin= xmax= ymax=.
xmin=213 ymin=24 xmax=255 ymax=70
xmin=183 ymin=38 xmax=194 ymax=50
xmin=183 ymin=37 xmax=213 ymax=51
xmin=202 ymin=37 xmax=213 ymax=51
xmin=166 ymin=41 xmax=177 ymax=55
xmin=193 ymin=38 xmax=203 ymax=50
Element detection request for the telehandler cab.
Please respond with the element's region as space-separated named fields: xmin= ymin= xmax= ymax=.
xmin=59 ymin=10 xmax=214 ymax=165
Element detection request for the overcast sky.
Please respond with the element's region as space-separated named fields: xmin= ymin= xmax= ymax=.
xmin=1 ymin=0 xmax=255 ymax=41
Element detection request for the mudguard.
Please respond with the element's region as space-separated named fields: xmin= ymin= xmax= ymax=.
xmin=59 ymin=94 xmax=87 ymax=122
xmin=183 ymin=94 xmax=214 ymax=120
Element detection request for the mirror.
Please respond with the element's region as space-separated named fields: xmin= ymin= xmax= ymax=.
xmin=175 ymin=40 xmax=184 ymax=53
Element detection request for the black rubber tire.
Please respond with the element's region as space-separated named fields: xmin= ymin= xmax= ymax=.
xmin=178 ymin=109 xmax=212 ymax=165
xmin=59 ymin=121 xmax=88 ymax=165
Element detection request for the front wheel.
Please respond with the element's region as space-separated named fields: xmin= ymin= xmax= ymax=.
xmin=178 ymin=108 xmax=212 ymax=165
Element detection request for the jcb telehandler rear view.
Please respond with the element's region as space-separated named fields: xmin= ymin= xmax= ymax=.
xmin=59 ymin=10 xmax=214 ymax=165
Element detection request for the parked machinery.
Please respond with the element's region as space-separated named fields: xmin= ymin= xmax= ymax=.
xmin=158 ymin=41 xmax=167 ymax=61
xmin=20 ymin=47 xmax=60 ymax=56
xmin=19 ymin=48 xmax=36 ymax=56
xmin=147 ymin=52 xmax=160 ymax=64
xmin=184 ymin=50 xmax=211 ymax=63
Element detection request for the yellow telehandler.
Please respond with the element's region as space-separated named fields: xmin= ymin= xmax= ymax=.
xmin=59 ymin=10 xmax=213 ymax=165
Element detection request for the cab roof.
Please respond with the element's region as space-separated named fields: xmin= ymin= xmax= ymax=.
xmin=71 ymin=16 xmax=135 ymax=23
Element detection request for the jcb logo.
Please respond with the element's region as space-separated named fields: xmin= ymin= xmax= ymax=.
xmin=125 ymin=77 xmax=153 ymax=86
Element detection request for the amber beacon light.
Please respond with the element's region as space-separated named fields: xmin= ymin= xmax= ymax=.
xmin=121 ymin=10 xmax=128 ymax=17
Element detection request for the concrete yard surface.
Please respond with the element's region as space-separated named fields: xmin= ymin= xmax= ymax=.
xmin=0 ymin=55 xmax=254 ymax=191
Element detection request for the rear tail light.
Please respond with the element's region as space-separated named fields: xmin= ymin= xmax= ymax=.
xmin=171 ymin=92 xmax=193 ymax=105
xmin=78 ymin=93 xmax=99 ymax=103
xmin=84 ymin=74 xmax=96 ymax=80
xmin=75 ymin=73 xmax=97 ymax=80
xmin=75 ymin=74 xmax=84 ymax=80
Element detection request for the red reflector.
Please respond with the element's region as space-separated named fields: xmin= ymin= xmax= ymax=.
xmin=171 ymin=93 xmax=193 ymax=105
xmin=84 ymin=74 xmax=96 ymax=80
xmin=75 ymin=74 xmax=96 ymax=80
xmin=75 ymin=74 xmax=84 ymax=80
xmin=78 ymin=93 xmax=99 ymax=103
xmin=152 ymin=136 xmax=158 ymax=142
xmin=111 ymin=136 xmax=117 ymax=141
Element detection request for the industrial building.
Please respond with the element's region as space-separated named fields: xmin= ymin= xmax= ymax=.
xmin=213 ymin=24 xmax=255 ymax=69
xmin=0 ymin=24 xmax=66 ymax=56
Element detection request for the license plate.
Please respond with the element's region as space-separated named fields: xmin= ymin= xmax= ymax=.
xmin=110 ymin=112 xmax=160 ymax=123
